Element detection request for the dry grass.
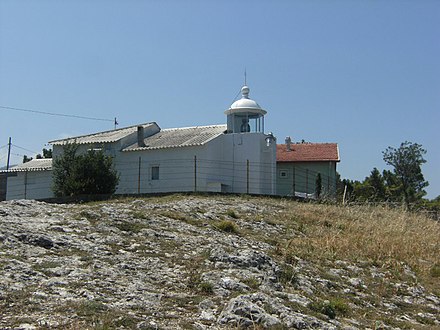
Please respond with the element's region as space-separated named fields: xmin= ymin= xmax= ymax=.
xmin=214 ymin=220 xmax=240 ymax=234
xmin=281 ymin=202 xmax=440 ymax=283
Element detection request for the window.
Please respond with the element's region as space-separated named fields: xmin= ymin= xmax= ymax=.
xmin=151 ymin=166 xmax=159 ymax=180
xmin=279 ymin=170 xmax=288 ymax=179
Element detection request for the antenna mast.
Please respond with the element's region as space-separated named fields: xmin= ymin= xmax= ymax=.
xmin=244 ymin=68 xmax=247 ymax=85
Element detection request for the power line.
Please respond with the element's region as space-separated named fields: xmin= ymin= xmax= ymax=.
xmin=0 ymin=105 xmax=114 ymax=122
xmin=12 ymin=144 xmax=39 ymax=155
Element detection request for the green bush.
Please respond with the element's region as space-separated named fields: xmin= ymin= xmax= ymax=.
xmin=52 ymin=143 xmax=119 ymax=197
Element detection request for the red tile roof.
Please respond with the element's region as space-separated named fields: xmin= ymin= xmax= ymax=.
xmin=277 ymin=143 xmax=340 ymax=162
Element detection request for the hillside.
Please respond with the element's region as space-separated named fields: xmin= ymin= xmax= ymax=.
xmin=0 ymin=195 xmax=439 ymax=329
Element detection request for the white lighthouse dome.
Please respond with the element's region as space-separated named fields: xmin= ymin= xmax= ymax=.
xmin=225 ymin=85 xmax=267 ymax=115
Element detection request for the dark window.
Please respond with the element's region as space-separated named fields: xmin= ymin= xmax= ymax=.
xmin=279 ymin=170 xmax=288 ymax=179
xmin=151 ymin=166 xmax=159 ymax=180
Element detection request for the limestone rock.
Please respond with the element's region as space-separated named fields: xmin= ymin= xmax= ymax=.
xmin=0 ymin=197 xmax=438 ymax=329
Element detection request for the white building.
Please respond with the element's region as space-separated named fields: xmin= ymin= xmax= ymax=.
xmin=2 ymin=85 xmax=277 ymax=200
xmin=2 ymin=159 xmax=53 ymax=200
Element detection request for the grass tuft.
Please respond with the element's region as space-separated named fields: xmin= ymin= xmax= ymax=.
xmin=114 ymin=221 xmax=145 ymax=233
xmin=226 ymin=209 xmax=239 ymax=219
xmin=198 ymin=282 xmax=214 ymax=295
xmin=214 ymin=220 xmax=239 ymax=234
xmin=308 ymin=298 xmax=350 ymax=319
xmin=430 ymin=263 xmax=440 ymax=278
xmin=277 ymin=264 xmax=298 ymax=286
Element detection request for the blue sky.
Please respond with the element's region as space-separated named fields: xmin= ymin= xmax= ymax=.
xmin=1 ymin=0 xmax=439 ymax=198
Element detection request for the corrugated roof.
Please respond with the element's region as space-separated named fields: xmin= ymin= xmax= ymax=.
xmin=277 ymin=143 xmax=340 ymax=162
xmin=123 ymin=125 xmax=227 ymax=151
xmin=1 ymin=158 xmax=53 ymax=173
xmin=49 ymin=122 xmax=157 ymax=145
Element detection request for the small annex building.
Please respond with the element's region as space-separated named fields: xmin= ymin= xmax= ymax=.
xmin=2 ymin=159 xmax=53 ymax=200
xmin=276 ymin=137 xmax=340 ymax=198
xmin=2 ymin=85 xmax=277 ymax=200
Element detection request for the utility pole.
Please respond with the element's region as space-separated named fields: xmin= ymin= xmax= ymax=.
xmin=6 ymin=137 xmax=11 ymax=170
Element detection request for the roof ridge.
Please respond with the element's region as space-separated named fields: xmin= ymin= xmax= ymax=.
xmin=161 ymin=124 xmax=226 ymax=132
xmin=49 ymin=122 xmax=157 ymax=143
xmin=278 ymin=142 xmax=338 ymax=145
xmin=24 ymin=158 xmax=52 ymax=162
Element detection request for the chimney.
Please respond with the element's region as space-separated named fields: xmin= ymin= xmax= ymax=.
xmin=285 ymin=136 xmax=292 ymax=151
xmin=137 ymin=126 xmax=146 ymax=147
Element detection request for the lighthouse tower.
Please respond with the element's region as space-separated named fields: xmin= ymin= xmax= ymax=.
xmin=224 ymin=85 xmax=267 ymax=134
xmin=217 ymin=84 xmax=276 ymax=195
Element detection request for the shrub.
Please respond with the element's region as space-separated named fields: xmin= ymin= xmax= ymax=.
xmin=52 ymin=142 xmax=119 ymax=197
xmin=198 ymin=282 xmax=214 ymax=294
xmin=308 ymin=298 xmax=349 ymax=319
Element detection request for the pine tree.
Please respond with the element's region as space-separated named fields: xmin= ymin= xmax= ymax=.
xmin=366 ymin=168 xmax=386 ymax=202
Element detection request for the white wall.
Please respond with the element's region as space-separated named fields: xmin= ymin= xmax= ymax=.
xmin=114 ymin=145 xmax=206 ymax=194
xmin=22 ymin=130 xmax=276 ymax=199
xmin=6 ymin=171 xmax=54 ymax=200
xmin=113 ymin=132 xmax=276 ymax=195
xmin=207 ymin=133 xmax=276 ymax=195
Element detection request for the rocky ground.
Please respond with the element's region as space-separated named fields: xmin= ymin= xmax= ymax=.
xmin=0 ymin=195 xmax=439 ymax=329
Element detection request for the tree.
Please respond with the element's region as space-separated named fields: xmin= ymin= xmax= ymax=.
xmin=52 ymin=143 xmax=119 ymax=197
xmin=23 ymin=155 xmax=33 ymax=163
xmin=36 ymin=149 xmax=52 ymax=159
xmin=52 ymin=143 xmax=79 ymax=197
xmin=382 ymin=169 xmax=402 ymax=202
xmin=366 ymin=168 xmax=386 ymax=202
xmin=25 ymin=148 xmax=52 ymax=162
xmin=43 ymin=148 xmax=52 ymax=158
xmin=382 ymin=141 xmax=428 ymax=210
xmin=336 ymin=172 xmax=355 ymax=203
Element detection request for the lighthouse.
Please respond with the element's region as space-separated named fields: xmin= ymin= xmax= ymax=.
xmin=224 ymin=85 xmax=267 ymax=134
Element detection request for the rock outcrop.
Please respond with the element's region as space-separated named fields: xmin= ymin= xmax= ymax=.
xmin=0 ymin=196 xmax=439 ymax=329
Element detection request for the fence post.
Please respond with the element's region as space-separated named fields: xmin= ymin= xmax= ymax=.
xmin=327 ymin=174 xmax=330 ymax=195
xmin=306 ymin=169 xmax=309 ymax=198
xmin=24 ymin=170 xmax=28 ymax=199
xmin=246 ymin=159 xmax=249 ymax=194
xmin=292 ymin=166 xmax=296 ymax=197
xmin=342 ymin=185 xmax=347 ymax=205
xmin=194 ymin=155 xmax=197 ymax=192
xmin=138 ymin=156 xmax=141 ymax=194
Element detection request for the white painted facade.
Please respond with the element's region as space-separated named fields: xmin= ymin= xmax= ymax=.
xmin=3 ymin=159 xmax=53 ymax=200
xmin=3 ymin=85 xmax=277 ymax=200
xmin=6 ymin=171 xmax=53 ymax=200
xmin=115 ymin=131 xmax=276 ymax=195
